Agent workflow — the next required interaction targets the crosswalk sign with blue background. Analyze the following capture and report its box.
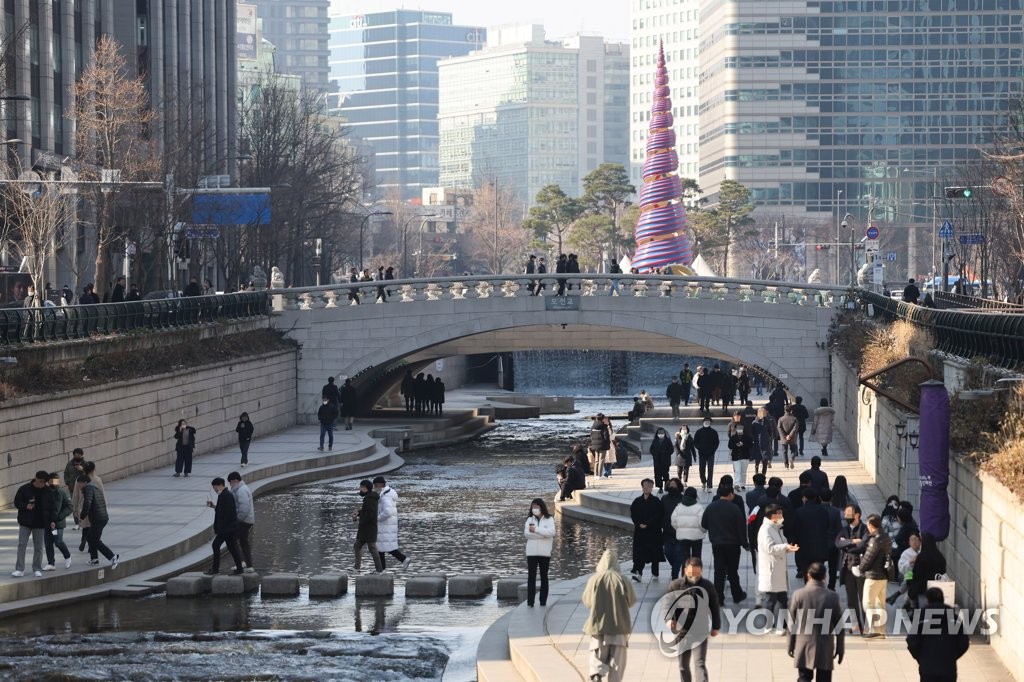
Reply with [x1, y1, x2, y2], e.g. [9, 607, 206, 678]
[938, 220, 954, 239]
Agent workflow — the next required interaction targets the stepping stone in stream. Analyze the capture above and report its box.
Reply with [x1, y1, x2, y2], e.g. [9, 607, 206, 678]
[309, 573, 349, 598]
[496, 576, 528, 600]
[260, 572, 300, 597]
[355, 573, 394, 597]
[448, 574, 493, 598]
[210, 575, 245, 595]
[165, 572, 212, 597]
[404, 576, 447, 598]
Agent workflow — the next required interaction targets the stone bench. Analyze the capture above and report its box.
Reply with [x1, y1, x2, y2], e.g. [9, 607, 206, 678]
[404, 576, 447, 598]
[165, 572, 212, 597]
[309, 573, 349, 598]
[355, 573, 394, 597]
[496, 576, 528, 600]
[260, 572, 300, 597]
[448, 574, 493, 598]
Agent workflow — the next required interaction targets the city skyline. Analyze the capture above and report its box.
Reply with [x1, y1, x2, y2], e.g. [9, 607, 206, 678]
[335, 0, 629, 41]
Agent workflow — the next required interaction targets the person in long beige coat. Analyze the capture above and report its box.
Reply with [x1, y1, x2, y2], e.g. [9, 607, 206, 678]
[810, 399, 836, 457]
[582, 549, 637, 682]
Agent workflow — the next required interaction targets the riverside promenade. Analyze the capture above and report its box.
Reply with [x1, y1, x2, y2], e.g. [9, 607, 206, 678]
[483, 416, 1017, 681]
[0, 422, 402, 617]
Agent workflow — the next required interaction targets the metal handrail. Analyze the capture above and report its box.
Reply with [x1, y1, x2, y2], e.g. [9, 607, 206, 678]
[860, 290, 1024, 370]
[0, 292, 270, 347]
[934, 290, 1024, 312]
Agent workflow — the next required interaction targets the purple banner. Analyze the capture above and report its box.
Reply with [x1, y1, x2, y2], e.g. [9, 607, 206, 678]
[918, 379, 951, 541]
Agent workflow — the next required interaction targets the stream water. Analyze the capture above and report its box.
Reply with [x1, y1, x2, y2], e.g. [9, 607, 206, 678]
[0, 399, 632, 682]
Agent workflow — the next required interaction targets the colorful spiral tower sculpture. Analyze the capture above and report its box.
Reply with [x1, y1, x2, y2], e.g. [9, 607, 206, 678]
[632, 42, 693, 272]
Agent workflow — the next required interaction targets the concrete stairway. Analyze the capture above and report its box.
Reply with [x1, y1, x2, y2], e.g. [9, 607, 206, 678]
[369, 408, 498, 450]
[555, 486, 633, 532]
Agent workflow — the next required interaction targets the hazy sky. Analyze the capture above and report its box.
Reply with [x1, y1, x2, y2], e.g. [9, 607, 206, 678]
[336, 1, 631, 42]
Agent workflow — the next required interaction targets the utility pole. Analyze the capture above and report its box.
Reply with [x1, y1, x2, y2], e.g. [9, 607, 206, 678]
[493, 177, 499, 275]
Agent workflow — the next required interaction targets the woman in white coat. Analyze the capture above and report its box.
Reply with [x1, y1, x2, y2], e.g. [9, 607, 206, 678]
[374, 476, 410, 569]
[810, 398, 836, 457]
[669, 486, 706, 560]
[524, 497, 556, 607]
[757, 503, 799, 633]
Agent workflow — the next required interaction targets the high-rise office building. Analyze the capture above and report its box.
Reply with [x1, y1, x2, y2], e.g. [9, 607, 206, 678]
[632, 1, 1024, 282]
[438, 25, 629, 207]
[330, 10, 485, 201]
[0, 1, 237, 288]
[249, 0, 331, 91]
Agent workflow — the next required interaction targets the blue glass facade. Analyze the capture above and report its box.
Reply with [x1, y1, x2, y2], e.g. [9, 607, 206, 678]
[330, 11, 485, 200]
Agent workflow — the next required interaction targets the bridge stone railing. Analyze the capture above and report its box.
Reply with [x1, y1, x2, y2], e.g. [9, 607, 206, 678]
[271, 274, 853, 312]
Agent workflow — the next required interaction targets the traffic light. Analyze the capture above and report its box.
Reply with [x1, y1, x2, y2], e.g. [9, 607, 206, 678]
[944, 187, 974, 199]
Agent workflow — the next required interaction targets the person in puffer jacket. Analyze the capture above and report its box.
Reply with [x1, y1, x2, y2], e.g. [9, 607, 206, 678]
[671, 486, 707, 562]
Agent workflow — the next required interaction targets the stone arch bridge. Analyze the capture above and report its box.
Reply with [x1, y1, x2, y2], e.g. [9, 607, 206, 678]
[273, 274, 849, 422]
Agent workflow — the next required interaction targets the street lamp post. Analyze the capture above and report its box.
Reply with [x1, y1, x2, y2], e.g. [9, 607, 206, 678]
[415, 215, 439, 276]
[835, 190, 843, 285]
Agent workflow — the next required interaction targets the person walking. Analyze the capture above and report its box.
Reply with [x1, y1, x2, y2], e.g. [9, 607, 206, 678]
[701, 485, 749, 605]
[906, 587, 970, 681]
[582, 549, 636, 682]
[810, 399, 835, 457]
[373, 476, 411, 570]
[339, 378, 358, 430]
[352, 480, 384, 573]
[11, 471, 52, 577]
[793, 489, 835, 580]
[903, 278, 921, 305]
[674, 424, 695, 484]
[789, 562, 845, 680]
[318, 397, 338, 451]
[235, 412, 254, 467]
[752, 407, 776, 475]
[608, 260, 622, 296]
[759, 504, 800, 633]
[692, 418, 720, 492]
[590, 414, 612, 486]
[679, 362, 694, 406]
[650, 427, 674, 494]
[321, 376, 341, 406]
[78, 474, 119, 569]
[791, 397, 811, 457]
[856, 514, 893, 638]
[778, 406, 800, 469]
[801, 456, 830, 495]
[837, 504, 869, 633]
[630, 478, 665, 582]
[227, 472, 256, 572]
[666, 377, 685, 420]
[660, 479, 685, 580]
[737, 368, 751, 405]
[727, 419, 753, 491]
[43, 473, 73, 571]
[524, 498, 556, 607]
[671, 486, 706, 562]
[172, 419, 197, 478]
[696, 366, 712, 413]
[63, 448, 86, 501]
[400, 370, 415, 413]
[665, 557, 721, 682]
[204, 477, 244, 575]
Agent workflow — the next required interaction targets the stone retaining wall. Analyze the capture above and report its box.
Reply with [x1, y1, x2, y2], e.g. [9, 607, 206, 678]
[833, 354, 1024, 677]
[1, 349, 297, 508]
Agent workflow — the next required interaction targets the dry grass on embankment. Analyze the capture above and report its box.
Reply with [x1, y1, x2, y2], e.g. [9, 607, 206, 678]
[952, 385, 1024, 502]
[0, 328, 297, 403]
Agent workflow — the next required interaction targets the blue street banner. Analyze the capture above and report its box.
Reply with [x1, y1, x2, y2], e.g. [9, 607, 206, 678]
[192, 193, 271, 225]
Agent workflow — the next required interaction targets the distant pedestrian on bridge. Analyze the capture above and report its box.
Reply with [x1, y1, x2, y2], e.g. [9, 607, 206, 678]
[582, 549, 636, 682]
[903, 278, 921, 305]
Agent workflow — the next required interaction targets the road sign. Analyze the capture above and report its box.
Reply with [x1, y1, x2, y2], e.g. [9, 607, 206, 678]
[938, 221, 954, 239]
[958, 233, 985, 245]
[886, 251, 897, 262]
[185, 227, 221, 239]
[866, 226, 879, 240]
[865, 240, 880, 254]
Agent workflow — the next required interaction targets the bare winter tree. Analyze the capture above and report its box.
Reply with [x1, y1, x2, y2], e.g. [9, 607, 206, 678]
[69, 36, 159, 300]
[0, 175, 78, 305]
[462, 181, 528, 274]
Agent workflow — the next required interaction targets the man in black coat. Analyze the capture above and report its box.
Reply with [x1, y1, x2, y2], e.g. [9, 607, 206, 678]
[696, 366, 712, 412]
[110, 276, 126, 303]
[12, 471, 53, 577]
[353, 479, 384, 573]
[666, 377, 685, 420]
[791, 397, 811, 457]
[630, 479, 664, 582]
[792, 490, 833, 580]
[802, 455, 830, 494]
[205, 477, 244, 575]
[321, 376, 341, 406]
[400, 370, 414, 413]
[650, 427, 675, 493]
[838, 503, 869, 634]
[317, 398, 339, 451]
[589, 414, 612, 480]
[701, 485, 748, 604]
[339, 378, 358, 430]
[692, 418, 720, 491]
[907, 587, 970, 681]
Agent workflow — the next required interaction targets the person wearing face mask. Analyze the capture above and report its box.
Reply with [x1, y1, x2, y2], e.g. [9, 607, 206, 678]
[727, 417, 753, 491]
[674, 424, 695, 483]
[660, 479, 686, 580]
[650, 428, 674, 494]
[524, 498, 556, 607]
[665, 557, 721, 682]
[172, 419, 197, 478]
[352, 480, 384, 574]
[758, 504, 800, 634]
[692, 418, 720, 492]
[630, 479, 665, 583]
[837, 504, 869, 633]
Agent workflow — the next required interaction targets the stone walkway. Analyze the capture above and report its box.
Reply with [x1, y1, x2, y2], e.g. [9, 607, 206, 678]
[0, 423, 398, 615]
[535, 420, 1016, 681]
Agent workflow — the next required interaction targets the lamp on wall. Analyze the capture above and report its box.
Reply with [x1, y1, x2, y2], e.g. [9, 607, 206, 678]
[908, 431, 920, 449]
[895, 422, 907, 438]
